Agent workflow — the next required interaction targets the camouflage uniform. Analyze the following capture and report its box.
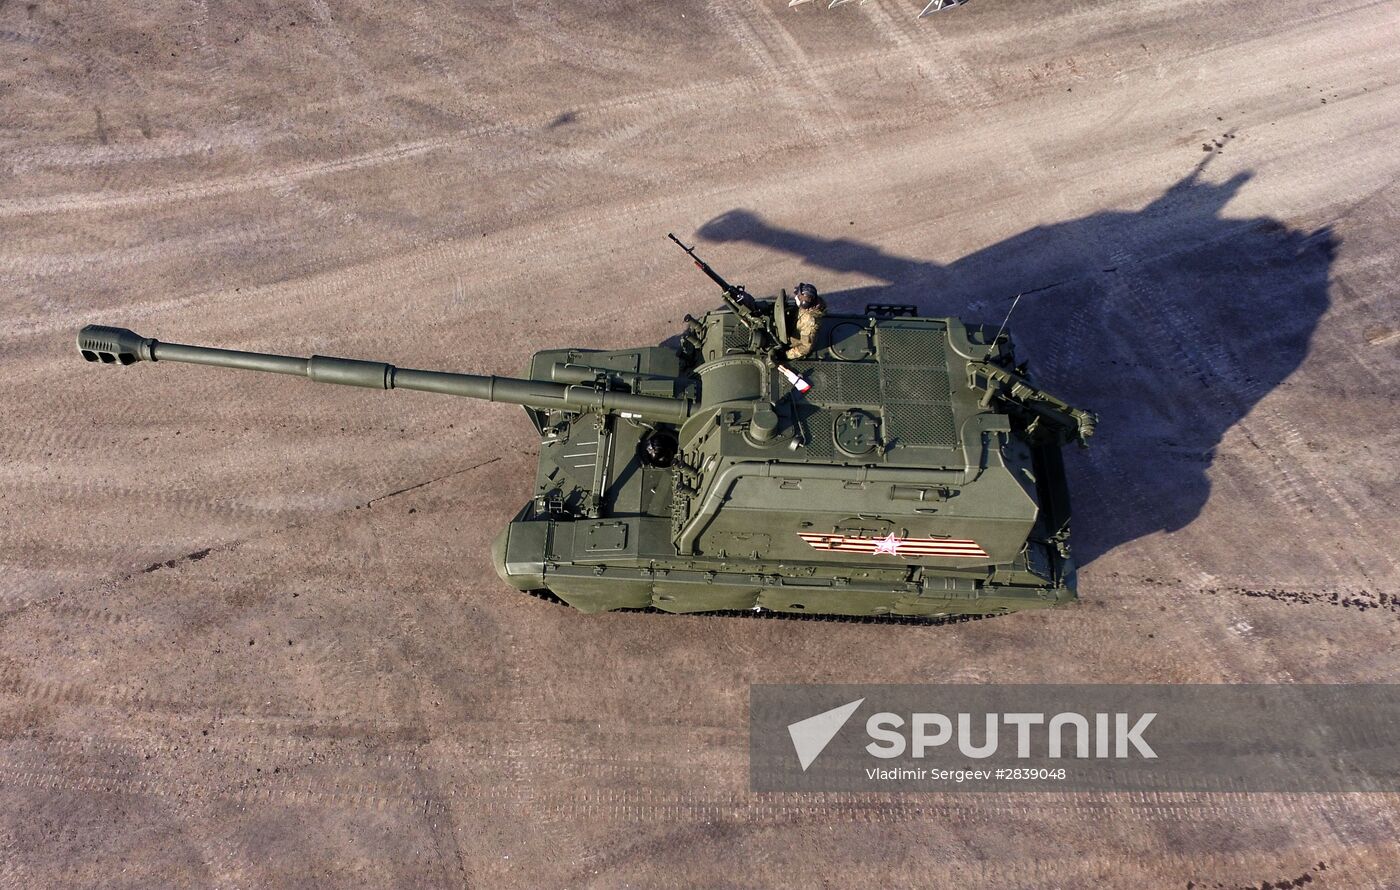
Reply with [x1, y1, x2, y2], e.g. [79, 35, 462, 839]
[786, 282, 826, 360]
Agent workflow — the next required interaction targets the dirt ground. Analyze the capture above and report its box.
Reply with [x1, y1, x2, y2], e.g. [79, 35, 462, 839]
[3, 0, 1399, 886]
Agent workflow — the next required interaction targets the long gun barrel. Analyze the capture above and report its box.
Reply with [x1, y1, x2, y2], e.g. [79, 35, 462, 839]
[77, 325, 693, 423]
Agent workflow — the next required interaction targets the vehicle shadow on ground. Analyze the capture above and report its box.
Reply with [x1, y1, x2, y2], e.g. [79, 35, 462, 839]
[692, 163, 1337, 565]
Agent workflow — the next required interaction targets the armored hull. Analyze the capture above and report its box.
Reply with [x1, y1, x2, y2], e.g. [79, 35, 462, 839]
[493, 308, 1082, 619]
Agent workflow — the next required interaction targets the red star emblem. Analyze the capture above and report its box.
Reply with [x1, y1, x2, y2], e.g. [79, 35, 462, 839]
[872, 533, 903, 556]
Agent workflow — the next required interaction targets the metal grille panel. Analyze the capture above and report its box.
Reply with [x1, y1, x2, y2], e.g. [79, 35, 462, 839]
[787, 361, 882, 407]
[876, 325, 957, 449]
[779, 323, 962, 454]
[880, 368, 950, 403]
[798, 412, 835, 459]
[876, 328, 946, 367]
[723, 324, 751, 351]
[883, 404, 957, 449]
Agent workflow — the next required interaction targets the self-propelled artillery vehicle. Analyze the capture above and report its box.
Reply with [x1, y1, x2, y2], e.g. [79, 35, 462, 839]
[77, 235, 1095, 621]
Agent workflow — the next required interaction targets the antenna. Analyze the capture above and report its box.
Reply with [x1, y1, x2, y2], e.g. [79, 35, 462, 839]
[988, 292, 1023, 357]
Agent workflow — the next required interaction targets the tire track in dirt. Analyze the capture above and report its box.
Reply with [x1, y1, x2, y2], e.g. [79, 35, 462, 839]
[0, 42, 897, 220]
[704, 2, 840, 154]
[1120, 223, 1396, 583]
[1112, 574, 1399, 616]
[3, 0, 1386, 226]
[0, 455, 501, 625]
[0, 133, 478, 217]
[336, 513, 521, 879]
[10, 6, 1388, 344]
[7, 734, 1395, 829]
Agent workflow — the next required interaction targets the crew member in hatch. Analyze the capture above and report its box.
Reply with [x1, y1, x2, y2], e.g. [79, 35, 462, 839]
[785, 282, 826, 360]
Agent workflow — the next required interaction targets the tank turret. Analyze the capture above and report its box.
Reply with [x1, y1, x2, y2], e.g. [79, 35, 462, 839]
[77, 238, 1096, 622]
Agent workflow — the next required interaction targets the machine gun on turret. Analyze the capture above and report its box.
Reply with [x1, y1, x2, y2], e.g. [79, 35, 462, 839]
[667, 233, 811, 393]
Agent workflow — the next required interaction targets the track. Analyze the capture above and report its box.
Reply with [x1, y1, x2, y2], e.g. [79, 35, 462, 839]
[523, 588, 996, 627]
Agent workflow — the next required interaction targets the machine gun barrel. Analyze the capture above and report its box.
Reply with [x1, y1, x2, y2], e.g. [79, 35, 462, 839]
[667, 233, 771, 335]
[77, 325, 693, 423]
[667, 232, 735, 293]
